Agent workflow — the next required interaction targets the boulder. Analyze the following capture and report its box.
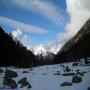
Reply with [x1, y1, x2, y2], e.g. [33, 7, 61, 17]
[72, 63, 79, 66]
[18, 77, 27, 84]
[27, 84, 32, 88]
[22, 71, 29, 73]
[20, 81, 29, 88]
[3, 77, 17, 89]
[64, 66, 71, 72]
[72, 76, 82, 83]
[61, 82, 72, 86]
[62, 72, 75, 76]
[18, 77, 31, 88]
[0, 69, 4, 73]
[4, 69, 18, 78]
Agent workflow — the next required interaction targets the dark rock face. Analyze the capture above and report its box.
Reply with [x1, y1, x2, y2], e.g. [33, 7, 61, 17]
[4, 69, 18, 78]
[54, 18, 90, 63]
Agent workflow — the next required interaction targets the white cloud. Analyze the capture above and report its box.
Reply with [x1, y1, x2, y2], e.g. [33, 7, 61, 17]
[12, 0, 65, 26]
[12, 29, 23, 38]
[58, 0, 90, 43]
[12, 29, 31, 49]
[57, 0, 90, 42]
[66, 0, 90, 38]
[47, 0, 90, 54]
[0, 16, 48, 34]
[32, 44, 47, 55]
[0, 16, 48, 50]
[47, 41, 63, 54]
[21, 34, 31, 46]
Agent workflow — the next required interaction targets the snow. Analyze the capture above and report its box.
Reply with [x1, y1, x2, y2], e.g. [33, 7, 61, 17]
[0, 61, 90, 90]
[31, 44, 48, 56]
[31, 44, 57, 56]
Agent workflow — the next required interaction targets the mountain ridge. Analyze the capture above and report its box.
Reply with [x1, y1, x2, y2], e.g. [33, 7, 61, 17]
[0, 27, 36, 67]
[53, 18, 90, 63]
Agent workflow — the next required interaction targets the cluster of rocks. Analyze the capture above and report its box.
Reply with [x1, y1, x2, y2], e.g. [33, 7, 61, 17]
[61, 74, 82, 87]
[60, 65, 86, 87]
[2, 69, 31, 89]
[3, 69, 18, 89]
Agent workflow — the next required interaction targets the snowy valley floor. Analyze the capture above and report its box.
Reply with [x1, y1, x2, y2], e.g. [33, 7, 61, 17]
[0, 61, 90, 90]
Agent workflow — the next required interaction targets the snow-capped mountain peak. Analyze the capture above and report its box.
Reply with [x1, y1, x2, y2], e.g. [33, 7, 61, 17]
[32, 44, 48, 56]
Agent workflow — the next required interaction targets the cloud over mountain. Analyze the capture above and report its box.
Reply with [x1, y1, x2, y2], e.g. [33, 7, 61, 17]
[12, 29, 23, 38]
[58, 0, 90, 43]
[66, 0, 90, 38]
[47, 0, 90, 54]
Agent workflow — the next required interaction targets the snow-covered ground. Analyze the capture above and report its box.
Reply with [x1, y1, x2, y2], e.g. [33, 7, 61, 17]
[0, 61, 90, 90]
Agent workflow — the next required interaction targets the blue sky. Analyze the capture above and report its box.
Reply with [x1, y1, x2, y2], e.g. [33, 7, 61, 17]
[0, 0, 68, 46]
[0, 0, 89, 52]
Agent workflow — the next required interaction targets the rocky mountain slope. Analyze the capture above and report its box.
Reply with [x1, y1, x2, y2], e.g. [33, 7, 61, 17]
[54, 18, 90, 63]
[0, 27, 55, 67]
[0, 27, 35, 67]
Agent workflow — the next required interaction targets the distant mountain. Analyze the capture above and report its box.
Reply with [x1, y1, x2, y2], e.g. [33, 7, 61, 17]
[32, 44, 47, 56]
[0, 27, 55, 67]
[34, 51, 55, 66]
[31, 44, 55, 60]
[36, 51, 55, 61]
[53, 18, 90, 63]
[0, 27, 36, 67]
[30, 44, 55, 66]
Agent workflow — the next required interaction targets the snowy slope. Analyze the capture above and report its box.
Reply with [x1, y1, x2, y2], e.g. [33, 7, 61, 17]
[0, 60, 90, 90]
